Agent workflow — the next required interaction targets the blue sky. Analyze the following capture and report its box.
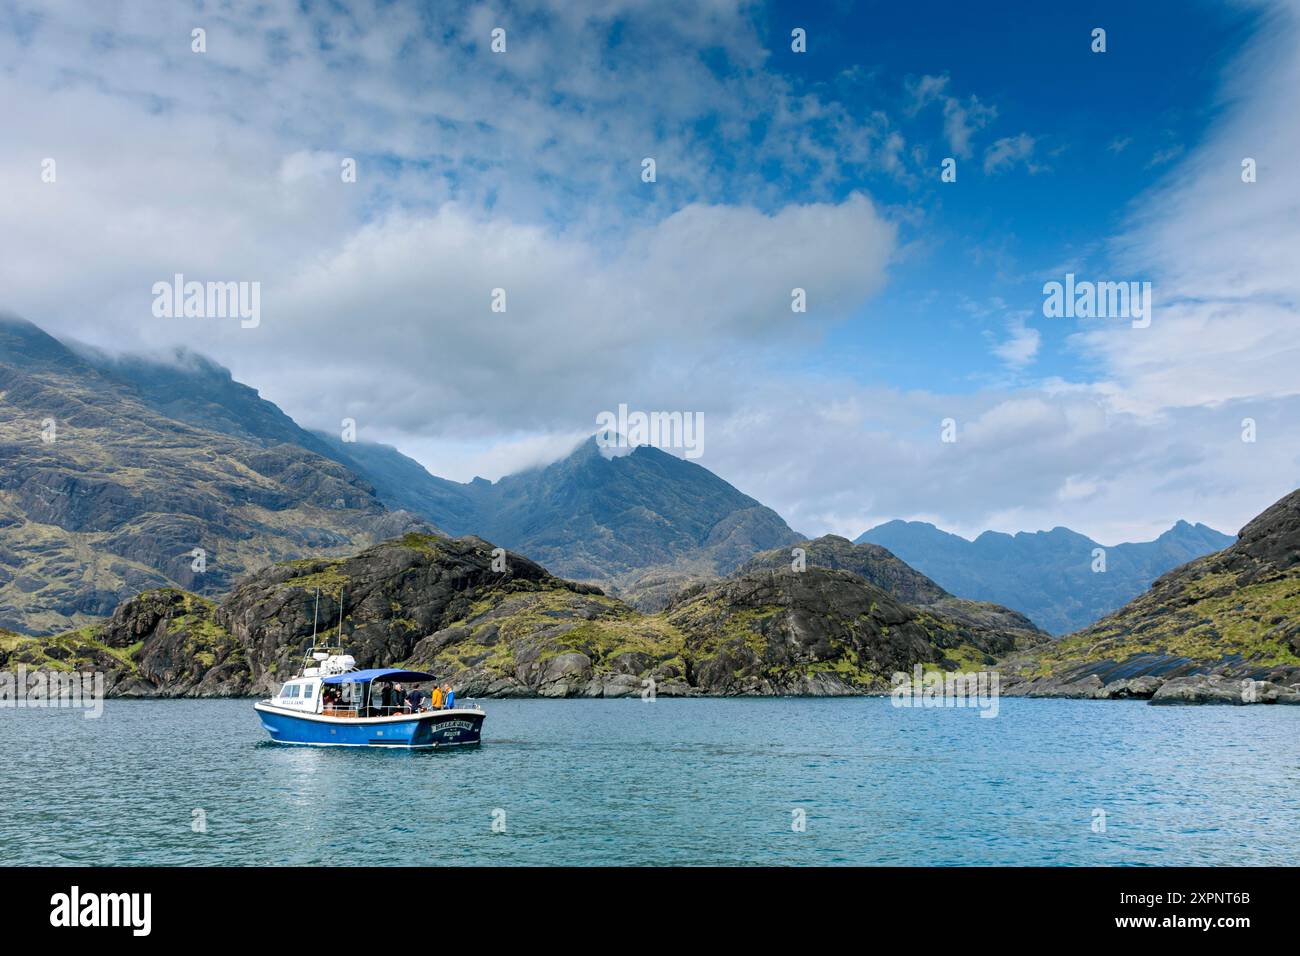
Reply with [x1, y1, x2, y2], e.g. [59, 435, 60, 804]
[750, 0, 1258, 391]
[1, 0, 1297, 543]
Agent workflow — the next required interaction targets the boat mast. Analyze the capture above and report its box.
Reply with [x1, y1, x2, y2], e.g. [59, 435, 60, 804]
[311, 588, 320, 647]
[336, 585, 345, 651]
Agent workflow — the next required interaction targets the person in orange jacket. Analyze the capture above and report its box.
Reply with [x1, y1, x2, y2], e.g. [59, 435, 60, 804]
[430, 684, 444, 710]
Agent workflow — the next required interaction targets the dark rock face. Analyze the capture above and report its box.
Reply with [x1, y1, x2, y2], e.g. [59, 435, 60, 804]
[664, 567, 1044, 696]
[1215, 488, 1300, 578]
[1001, 488, 1300, 704]
[217, 534, 583, 695]
[0, 587, 250, 698]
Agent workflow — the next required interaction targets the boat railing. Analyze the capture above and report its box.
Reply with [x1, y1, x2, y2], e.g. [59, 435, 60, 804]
[321, 701, 485, 718]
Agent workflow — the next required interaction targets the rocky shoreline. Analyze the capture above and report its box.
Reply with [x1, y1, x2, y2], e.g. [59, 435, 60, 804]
[9, 658, 1299, 706]
[1000, 671, 1300, 705]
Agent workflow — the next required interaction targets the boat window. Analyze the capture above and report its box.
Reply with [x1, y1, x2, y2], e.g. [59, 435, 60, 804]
[280, 684, 293, 698]
[304, 684, 314, 698]
[289, 684, 301, 698]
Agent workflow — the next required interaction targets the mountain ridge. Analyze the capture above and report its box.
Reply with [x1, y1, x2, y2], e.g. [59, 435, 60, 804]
[857, 517, 1235, 634]
[69, 331, 802, 604]
[0, 315, 1250, 642]
[0, 316, 805, 630]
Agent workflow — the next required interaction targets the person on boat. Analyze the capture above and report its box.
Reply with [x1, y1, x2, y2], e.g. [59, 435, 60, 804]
[443, 684, 455, 709]
[406, 686, 426, 712]
[392, 683, 404, 713]
[431, 684, 444, 710]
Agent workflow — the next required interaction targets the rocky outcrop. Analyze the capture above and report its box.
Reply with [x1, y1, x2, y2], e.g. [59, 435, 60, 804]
[1150, 676, 1300, 705]
[0, 587, 249, 697]
[737, 535, 1047, 640]
[663, 566, 1045, 696]
[404, 583, 695, 699]
[215, 533, 611, 696]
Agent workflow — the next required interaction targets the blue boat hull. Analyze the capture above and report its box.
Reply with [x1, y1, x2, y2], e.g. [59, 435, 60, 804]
[254, 703, 484, 748]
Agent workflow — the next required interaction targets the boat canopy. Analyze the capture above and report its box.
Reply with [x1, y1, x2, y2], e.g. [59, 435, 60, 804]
[320, 668, 437, 685]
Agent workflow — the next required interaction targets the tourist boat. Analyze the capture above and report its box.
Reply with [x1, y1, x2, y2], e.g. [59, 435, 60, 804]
[252, 590, 485, 749]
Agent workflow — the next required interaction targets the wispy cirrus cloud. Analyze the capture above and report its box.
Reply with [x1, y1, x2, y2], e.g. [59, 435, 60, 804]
[904, 72, 998, 160]
[984, 133, 1041, 175]
[990, 313, 1042, 369]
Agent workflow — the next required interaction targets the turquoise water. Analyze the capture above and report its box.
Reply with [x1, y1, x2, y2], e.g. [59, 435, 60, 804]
[2, 698, 1297, 866]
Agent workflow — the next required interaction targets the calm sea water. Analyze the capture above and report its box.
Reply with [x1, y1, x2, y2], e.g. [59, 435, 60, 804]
[2, 698, 1297, 866]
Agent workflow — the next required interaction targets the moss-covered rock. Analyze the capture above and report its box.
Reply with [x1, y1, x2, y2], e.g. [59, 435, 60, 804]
[663, 565, 1044, 696]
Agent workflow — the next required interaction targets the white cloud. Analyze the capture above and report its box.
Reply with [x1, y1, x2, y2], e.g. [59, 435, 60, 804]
[990, 314, 1041, 369]
[0, 0, 900, 454]
[238, 194, 897, 444]
[904, 73, 997, 161]
[942, 94, 997, 159]
[983, 133, 1040, 175]
[904, 73, 949, 113]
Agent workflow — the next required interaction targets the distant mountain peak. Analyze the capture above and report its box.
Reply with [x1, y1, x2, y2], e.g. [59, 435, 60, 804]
[857, 515, 1234, 634]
